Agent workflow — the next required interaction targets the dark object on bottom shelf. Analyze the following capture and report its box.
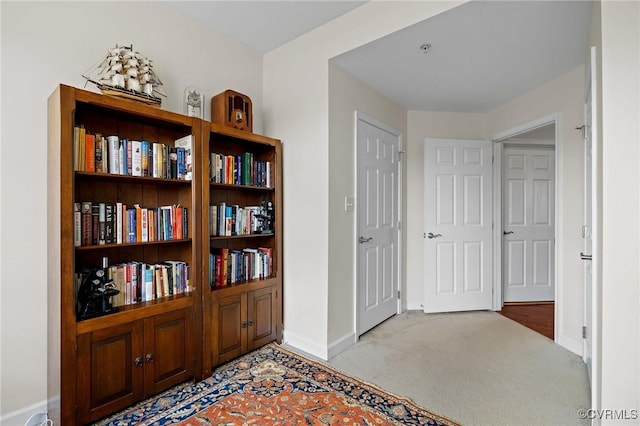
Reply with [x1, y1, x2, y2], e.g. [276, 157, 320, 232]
[77, 268, 120, 320]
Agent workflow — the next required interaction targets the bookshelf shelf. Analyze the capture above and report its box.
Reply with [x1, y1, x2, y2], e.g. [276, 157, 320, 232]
[209, 233, 273, 241]
[76, 292, 193, 334]
[75, 238, 193, 251]
[209, 182, 274, 191]
[76, 171, 193, 185]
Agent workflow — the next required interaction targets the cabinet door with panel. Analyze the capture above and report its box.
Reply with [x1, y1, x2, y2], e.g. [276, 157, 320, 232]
[144, 308, 194, 395]
[212, 294, 245, 365]
[76, 322, 144, 425]
[247, 285, 277, 350]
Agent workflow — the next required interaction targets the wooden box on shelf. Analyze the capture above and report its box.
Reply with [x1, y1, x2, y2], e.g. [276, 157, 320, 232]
[210, 89, 253, 132]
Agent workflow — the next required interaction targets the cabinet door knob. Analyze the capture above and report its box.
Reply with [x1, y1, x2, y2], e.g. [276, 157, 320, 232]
[134, 356, 143, 367]
[146, 353, 154, 363]
[247, 319, 254, 326]
[241, 320, 248, 328]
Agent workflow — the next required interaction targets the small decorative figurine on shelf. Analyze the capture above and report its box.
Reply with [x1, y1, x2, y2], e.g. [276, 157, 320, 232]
[184, 86, 204, 119]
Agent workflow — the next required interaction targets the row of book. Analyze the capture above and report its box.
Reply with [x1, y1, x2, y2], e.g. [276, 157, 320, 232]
[74, 202, 188, 247]
[209, 203, 270, 237]
[76, 260, 190, 308]
[73, 125, 192, 180]
[208, 247, 273, 288]
[210, 152, 271, 187]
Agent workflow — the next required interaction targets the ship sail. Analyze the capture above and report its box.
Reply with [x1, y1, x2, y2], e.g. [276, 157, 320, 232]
[83, 44, 166, 106]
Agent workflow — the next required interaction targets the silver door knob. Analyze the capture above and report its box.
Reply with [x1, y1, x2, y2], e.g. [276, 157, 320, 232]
[427, 232, 442, 239]
[359, 236, 373, 244]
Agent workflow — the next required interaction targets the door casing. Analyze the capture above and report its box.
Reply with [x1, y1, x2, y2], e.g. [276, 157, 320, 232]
[491, 113, 561, 342]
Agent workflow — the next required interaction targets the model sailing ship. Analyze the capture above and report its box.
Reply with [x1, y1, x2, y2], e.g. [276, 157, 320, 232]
[83, 44, 166, 106]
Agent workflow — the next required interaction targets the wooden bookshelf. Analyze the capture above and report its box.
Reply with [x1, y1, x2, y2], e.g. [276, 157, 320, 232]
[201, 122, 283, 373]
[47, 85, 203, 425]
[48, 84, 283, 425]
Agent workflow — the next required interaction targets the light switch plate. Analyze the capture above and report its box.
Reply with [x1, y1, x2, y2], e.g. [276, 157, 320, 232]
[345, 196, 354, 212]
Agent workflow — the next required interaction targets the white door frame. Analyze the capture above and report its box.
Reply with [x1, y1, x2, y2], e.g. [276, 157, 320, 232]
[585, 45, 601, 415]
[354, 112, 403, 338]
[491, 113, 561, 341]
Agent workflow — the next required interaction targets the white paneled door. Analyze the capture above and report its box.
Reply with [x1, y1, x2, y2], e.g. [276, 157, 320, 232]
[423, 139, 493, 313]
[502, 146, 555, 302]
[357, 115, 399, 336]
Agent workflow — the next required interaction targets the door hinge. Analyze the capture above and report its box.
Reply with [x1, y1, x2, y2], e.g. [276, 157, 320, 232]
[398, 221, 402, 230]
[582, 326, 587, 339]
[398, 150, 406, 160]
[397, 290, 401, 299]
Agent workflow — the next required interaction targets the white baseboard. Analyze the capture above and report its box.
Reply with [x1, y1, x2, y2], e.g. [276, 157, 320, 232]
[557, 334, 583, 357]
[327, 332, 356, 359]
[406, 302, 423, 311]
[283, 331, 328, 360]
[0, 400, 47, 426]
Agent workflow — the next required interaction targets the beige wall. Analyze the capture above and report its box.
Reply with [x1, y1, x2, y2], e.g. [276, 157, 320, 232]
[600, 1, 640, 420]
[0, 1, 263, 420]
[327, 62, 407, 350]
[263, 1, 466, 358]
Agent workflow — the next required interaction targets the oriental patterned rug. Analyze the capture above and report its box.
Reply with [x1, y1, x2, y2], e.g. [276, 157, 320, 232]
[96, 343, 459, 425]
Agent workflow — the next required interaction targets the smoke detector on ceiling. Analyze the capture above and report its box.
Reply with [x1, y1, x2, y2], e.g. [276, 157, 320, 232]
[420, 43, 432, 54]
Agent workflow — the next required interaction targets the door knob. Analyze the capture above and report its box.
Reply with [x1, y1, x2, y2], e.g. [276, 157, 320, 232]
[134, 356, 143, 367]
[146, 353, 154, 363]
[503, 231, 514, 235]
[359, 236, 373, 244]
[580, 252, 592, 261]
[427, 232, 442, 239]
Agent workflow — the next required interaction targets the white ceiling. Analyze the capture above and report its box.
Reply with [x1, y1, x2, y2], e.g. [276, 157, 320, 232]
[166, 1, 366, 53]
[166, 0, 592, 113]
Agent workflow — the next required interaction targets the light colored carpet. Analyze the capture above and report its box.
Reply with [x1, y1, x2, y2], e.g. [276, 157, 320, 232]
[323, 311, 590, 426]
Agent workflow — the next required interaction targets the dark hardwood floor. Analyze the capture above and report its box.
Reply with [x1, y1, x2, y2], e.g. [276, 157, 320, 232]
[498, 302, 554, 340]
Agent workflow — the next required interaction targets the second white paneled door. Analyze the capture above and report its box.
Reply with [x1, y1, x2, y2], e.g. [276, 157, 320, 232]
[502, 146, 555, 302]
[356, 115, 400, 336]
[423, 139, 493, 313]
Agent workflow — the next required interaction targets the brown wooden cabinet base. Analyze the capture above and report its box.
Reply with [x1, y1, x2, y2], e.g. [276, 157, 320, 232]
[76, 308, 193, 424]
[210, 284, 278, 367]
